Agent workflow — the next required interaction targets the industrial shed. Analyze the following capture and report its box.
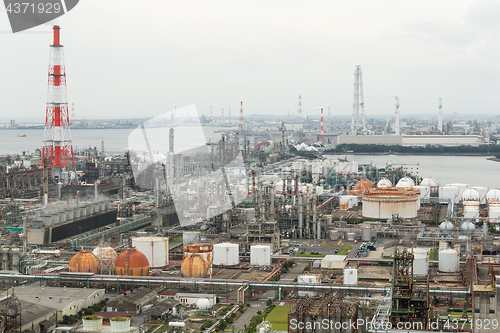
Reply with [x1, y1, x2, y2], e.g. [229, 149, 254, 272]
[0, 297, 56, 333]
[174, 293, 216, 307]
[107, 287, 157, 314]
[143, 299, 179, 321]
[321, 255, 348, 269]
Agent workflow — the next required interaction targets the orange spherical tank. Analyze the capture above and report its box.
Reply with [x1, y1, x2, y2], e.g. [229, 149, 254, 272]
[354, 178, 372, 192]
[181, 254, 210, 278]
[69, 249, 100, 273]
[114, 247, 149, 276]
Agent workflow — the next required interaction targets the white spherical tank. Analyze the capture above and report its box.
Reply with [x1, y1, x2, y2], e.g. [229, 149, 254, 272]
[471, 186, 488, 204]
[343, 268, 358, 285]
[377, 178, 392, 188]
[250, 245, 270, 266]
[131, 237, 169, 268]
[439, 220, 454, 233]
[396, 177, 415, 188]
[414, 185, 430, 199]
[197, 298, 211, 310]
[213, 243, 239, 266]
[439, 186, 460, 204]
[439, 249, 459, 272]
[461, 221, 475, 235]
[420, 177, 439, 189]
[462, 188, 480, 202]
[486, 189, 500, 203]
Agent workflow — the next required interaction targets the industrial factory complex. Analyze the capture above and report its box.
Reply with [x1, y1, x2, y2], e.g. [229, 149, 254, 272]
[2, 26, 500, 333]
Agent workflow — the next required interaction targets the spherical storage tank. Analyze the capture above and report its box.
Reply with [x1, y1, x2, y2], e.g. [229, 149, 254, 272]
[377, 178, 392, 188]
[131, 237, 169, 268]
[213, 243, 239, 266]
[93, 244, 117, 274]
[461, 221, 475, 235]
[396, 177, 415, 188]
[114, 247, 149, 276]
[420, 177, 439, 191]
[354, 178, 372, 192]
[69, 249, 100, 273]
[486, 189, 500, 203]
[471, 187, 488, 204]
[362, 188, 418, 219]
[439, 220, 454, 233]
[439, 249, 459, 272]
[181, 243, 213, 278]
[462, 188, 480, 202]
[197, 298, 211, 310]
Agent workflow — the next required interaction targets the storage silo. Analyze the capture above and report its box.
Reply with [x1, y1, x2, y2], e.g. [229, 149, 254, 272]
[439, 186, 460, 204]
[438, 249, 459, 272]
[329, 230, 339, 241]
[343, 268, 358, 285]
[297, 275, 318, 297]
[250, 245, 271, 266]
[362, 188, 418, 219]
[132, 237, 169, 268]
[360, 226, 372, 242]
[183, 231, 201, 245]
[213, 243, 239, 266]
[411, 248, 429, 276]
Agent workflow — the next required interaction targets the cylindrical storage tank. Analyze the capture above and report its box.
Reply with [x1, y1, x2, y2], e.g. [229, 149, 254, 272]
[82, 316, 103, 331]
[51, 214, 59, 224]
[11, 248, 21, 271]
[87, 204, 94, 215]
[396, 177, 415, 188]
[131, 237, 169, 268]
[213, 243, 239, 266]
[41, 215, 51, 225]
[346, 232, 356, 241]
[183, 231, 201, 245]
[109, 317, 131, 332]
[439, 249, 459, 272]
[471, 187, 488, 204]
[99, 201, 106, 211]
[181, 254, 210, 278]
[343, 268, 358, 285]
[463, 202, 480, 219]
[114, 247, 149, 276]
[74, 208, 81, 219]
[329, 230, 339, 241]
[250, 245, 271, 266]
[377, 178, 392, 188]
[362, 189, 418, 219]
[489, 203, 500, 221]
[414, 185, 430, 199]
[439, 186, 460, 204]
[1, 248, 9, 270]
[339, 195, 358, 209]
[410, 248, 429, 276]
[446, 183, 469, 203]
[80, 206, 87, 217]
[462, 189, 480, 202]
[65, 208, 74, 221]
[69, 249, 100, 273]
[59, 211, 66, 223]
[360, 226, 372, 242]
[94, 202, 100, 213]
[487, 189, 500, 203]
[183, 243, 213, 265]
[420, 177, 439, 194]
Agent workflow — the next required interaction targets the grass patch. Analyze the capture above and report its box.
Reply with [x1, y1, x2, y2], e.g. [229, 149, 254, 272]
[294, 254, 326, 258]
[266, 306, 292, 331]
[338, 251, 348, 255]
[429, 248, 436, 260]
[342, 245, 352, 251]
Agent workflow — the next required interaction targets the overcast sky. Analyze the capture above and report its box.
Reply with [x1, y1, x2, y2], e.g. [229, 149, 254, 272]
[1, 0, 500, 122]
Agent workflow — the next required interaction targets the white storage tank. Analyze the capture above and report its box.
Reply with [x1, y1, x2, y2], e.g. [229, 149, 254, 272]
[377, 178, 392, 188]
[131, 237, 169, 268]
[414, 185, 430, 199]
[461, 220, 475, 235]
[339, 195, 358, 209]
[343, 268, 358, 285]
[329, 230, 339, 241]
[65, 208, 74, 221]
[360, 226, 372, 242]
[396, 177, 415, 188]
[461, 188, 480, 202]
[297, 274, 318, 296]
[486, 189, 500, 203]
[346, 232, 356, 241]
[411, 248, 429, 276]
[250, 245, 271, 266]
[463, 202, 480, 219]
[439, 186, 460, 204]
[471, 186, 488, 204]
[439, 220, 454, 233]
[109, 317, 131, 332]
[183, 231, 201, 245]
[446, 183, 469, 203]
[82, 316, 103, 331]
[439, 249, 459, 272]
[213, 243, 239, 266]
[420, 177, 439, 194]
[489, 202, 500, 221]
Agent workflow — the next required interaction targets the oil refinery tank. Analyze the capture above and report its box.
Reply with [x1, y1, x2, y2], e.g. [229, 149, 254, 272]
[93, 244, 118, 274]
[343, 268, 358, 285]
[354, 178, 372, 192]
[69, 249, 100, 273]
[463, 202, 480, 219]
[377, 178, 392, 188]
[250, 245, 271, 266]
[439, 220, 454, 233]
[329, 230, 340, 241]
[439, 186, 460, 204]
[420, 177, 439, 194]
[346, 232, 356, 241]
[489, 202, 500, 221]
[339, 195, 358, 210]
[410, 248, 429, 276]
[181, 255, 211, 278]
[446, 183, 469, 202]
[360, 226, 372, 242]
[462, 188, 480, 202]
[413, 185, 430, 199]
[486, 189, 500, 203]
[471, 187, 488, 204]
[362, 188, 418, 219]
[114, 247, 149, 276]
[438, 249, 459, 272]
[131, 237, 169, 268]
[396, 177, 415, 188]
[213, 243, 239, 266]
[461, 221, 475, 235]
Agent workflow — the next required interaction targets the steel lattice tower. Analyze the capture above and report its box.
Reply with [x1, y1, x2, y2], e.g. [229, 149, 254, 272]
[351, 65, 366, 133]
[42, 25, 74, 182]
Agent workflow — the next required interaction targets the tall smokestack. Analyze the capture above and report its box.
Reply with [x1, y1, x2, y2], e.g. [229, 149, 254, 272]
[438, 98, 443, 133]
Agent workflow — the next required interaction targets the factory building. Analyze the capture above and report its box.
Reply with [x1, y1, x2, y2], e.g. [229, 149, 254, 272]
[0, 296, 56, 333]
[173, 293, 217, 307]
[106, 287, 157, 314]
[321, 255, 348, 269]
[338, 134, 480, 147]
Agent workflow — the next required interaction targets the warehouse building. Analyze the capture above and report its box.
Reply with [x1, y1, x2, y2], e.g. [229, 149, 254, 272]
[106, 287, 157, 314]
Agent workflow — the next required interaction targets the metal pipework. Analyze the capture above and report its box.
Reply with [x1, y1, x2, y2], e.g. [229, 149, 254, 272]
[299, 194, 303, 239]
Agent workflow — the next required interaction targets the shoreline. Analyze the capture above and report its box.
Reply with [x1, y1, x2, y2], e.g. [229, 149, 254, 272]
[324, 152, 496, 157]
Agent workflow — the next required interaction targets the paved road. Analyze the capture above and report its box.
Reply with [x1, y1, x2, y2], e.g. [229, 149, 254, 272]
[232, 301, 267, 331]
